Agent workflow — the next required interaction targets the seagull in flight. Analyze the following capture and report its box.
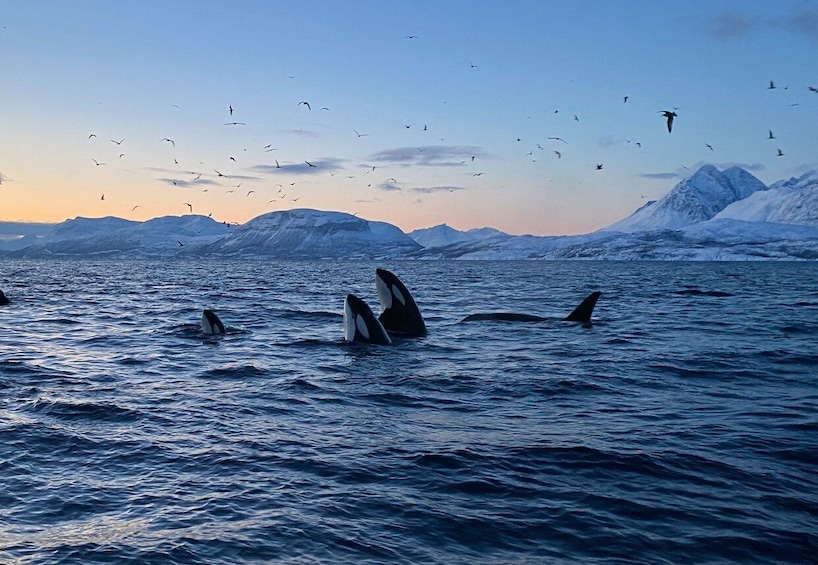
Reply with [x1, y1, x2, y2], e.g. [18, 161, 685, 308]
[298, 101, 311, 110]
[596, 164, 603, 170]
[224, 122, 246, 126]
[132, 205, 142, 211]
[777, 148, 784, 156]
[184, 202, 193, 213]
[111, 138, 124, 145]
[305, 160, 316, 167]
[659, 110, 677, 133]
[161, 137, 175, 147]
[809, 86, 818, 93]
[92, 158, 106, 166]
[229, 104, 233, 115]
[768, 130, 775, 139]
[768, 80, 776, 90]
[706, 144, 714, 151]
[353, 130, 368, 137]
[548, 137, 567, 143]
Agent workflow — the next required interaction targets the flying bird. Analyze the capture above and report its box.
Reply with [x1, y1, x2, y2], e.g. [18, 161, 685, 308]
[298, 101, 311, 110]
[100, 194, 105, 200]
[305, 161, 316, 167]
[214, 169, 226, 177]
[88, 133, 97, 139]
[659, 110, 677, 133]
[229, 105, 233, 115]
[184, 202, 193, 213]
[768, 80, 776, 90]
[132, 205, 142, 211]
[554, 151, 561, 158]
[777, 148, 784, 156]
[548, 137, 567, 143]
[161, 137, 175, 147]
[596, 164, 603, 170]
[224, 122, 246, 126]
[624, 96, 629, 103]
[809, 86, 818, 93]
[111, 138, 124, 145]
[768, 130, 775, 139]
[92, 158, 106, 166]
[706, 144, 714, 151]
[246, 190, 255, 196]
[353, 130, 368, 137]
[178, 241, 184, 247]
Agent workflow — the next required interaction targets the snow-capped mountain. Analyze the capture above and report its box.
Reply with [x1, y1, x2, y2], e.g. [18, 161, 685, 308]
[2, 165, 817, 260]
[714, 169, 818, 227]
[7, 215, 232, 258]
[409, 224, 510, 248]
[202, 209, 421, 258]
[408, 165, 818, 260]
[603, 165, 768, 232]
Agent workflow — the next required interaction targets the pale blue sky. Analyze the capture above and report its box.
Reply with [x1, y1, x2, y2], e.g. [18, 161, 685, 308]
[1, 1, 816, 234]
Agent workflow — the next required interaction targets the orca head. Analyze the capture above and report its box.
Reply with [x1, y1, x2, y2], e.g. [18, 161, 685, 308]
[344, 293, 392, 345]
[201, 309, 226, 335]
[375, 268, 426, 337]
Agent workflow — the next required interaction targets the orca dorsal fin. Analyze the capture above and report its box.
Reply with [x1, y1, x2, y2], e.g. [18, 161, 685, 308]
[563, 291, 601, 322]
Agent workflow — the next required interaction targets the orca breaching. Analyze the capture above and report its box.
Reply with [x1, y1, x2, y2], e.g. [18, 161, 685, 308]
[343, 268, 600, 345]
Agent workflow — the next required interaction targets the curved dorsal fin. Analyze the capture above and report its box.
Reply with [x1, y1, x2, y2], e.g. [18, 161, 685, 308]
[563, 291, 601, 322]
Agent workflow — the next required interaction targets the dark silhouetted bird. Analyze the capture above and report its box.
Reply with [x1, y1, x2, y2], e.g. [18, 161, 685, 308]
[659, 111, 677, 133]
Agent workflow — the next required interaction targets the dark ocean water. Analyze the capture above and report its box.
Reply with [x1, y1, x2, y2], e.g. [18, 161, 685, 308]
[1, 260, 816, 564]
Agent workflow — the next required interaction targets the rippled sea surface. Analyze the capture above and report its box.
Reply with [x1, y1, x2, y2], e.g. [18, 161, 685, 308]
[1, 260, 816, 564]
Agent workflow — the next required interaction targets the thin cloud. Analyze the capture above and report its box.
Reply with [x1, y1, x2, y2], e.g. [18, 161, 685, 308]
[412, 185, 466, 194]
[640, 172, 679, 180]
[250, 157, 345, 175]
[706, 11, 755, 39]
[787, 6, 818, 42]
[704, 7, 818, 42]
[279, 128, 320, 138]
[370, 145, 490, 167]
[377, 180, 402, 191]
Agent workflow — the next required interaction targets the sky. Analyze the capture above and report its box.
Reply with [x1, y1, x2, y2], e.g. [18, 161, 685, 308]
[1, 0, 817, 236]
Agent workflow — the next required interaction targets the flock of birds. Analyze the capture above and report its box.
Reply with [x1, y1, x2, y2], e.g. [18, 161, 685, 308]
[82, 65, 813, 225]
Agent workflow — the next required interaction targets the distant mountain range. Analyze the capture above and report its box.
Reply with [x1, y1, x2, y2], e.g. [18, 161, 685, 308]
[2, 165, 818, 260]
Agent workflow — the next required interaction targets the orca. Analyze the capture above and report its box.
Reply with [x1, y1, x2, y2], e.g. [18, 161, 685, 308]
[460, 291, 601, 324]
[375, 268, 427, 337]
[0, 290, 8, 306]
[201, 309, 226, 335]
[343, 293, 392, 345]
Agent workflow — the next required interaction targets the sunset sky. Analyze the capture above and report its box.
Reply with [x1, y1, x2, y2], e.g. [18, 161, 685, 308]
[1, 1, 816, 235]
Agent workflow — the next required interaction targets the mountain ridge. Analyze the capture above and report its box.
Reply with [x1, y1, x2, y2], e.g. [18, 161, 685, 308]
[3, 165, 818, 260]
